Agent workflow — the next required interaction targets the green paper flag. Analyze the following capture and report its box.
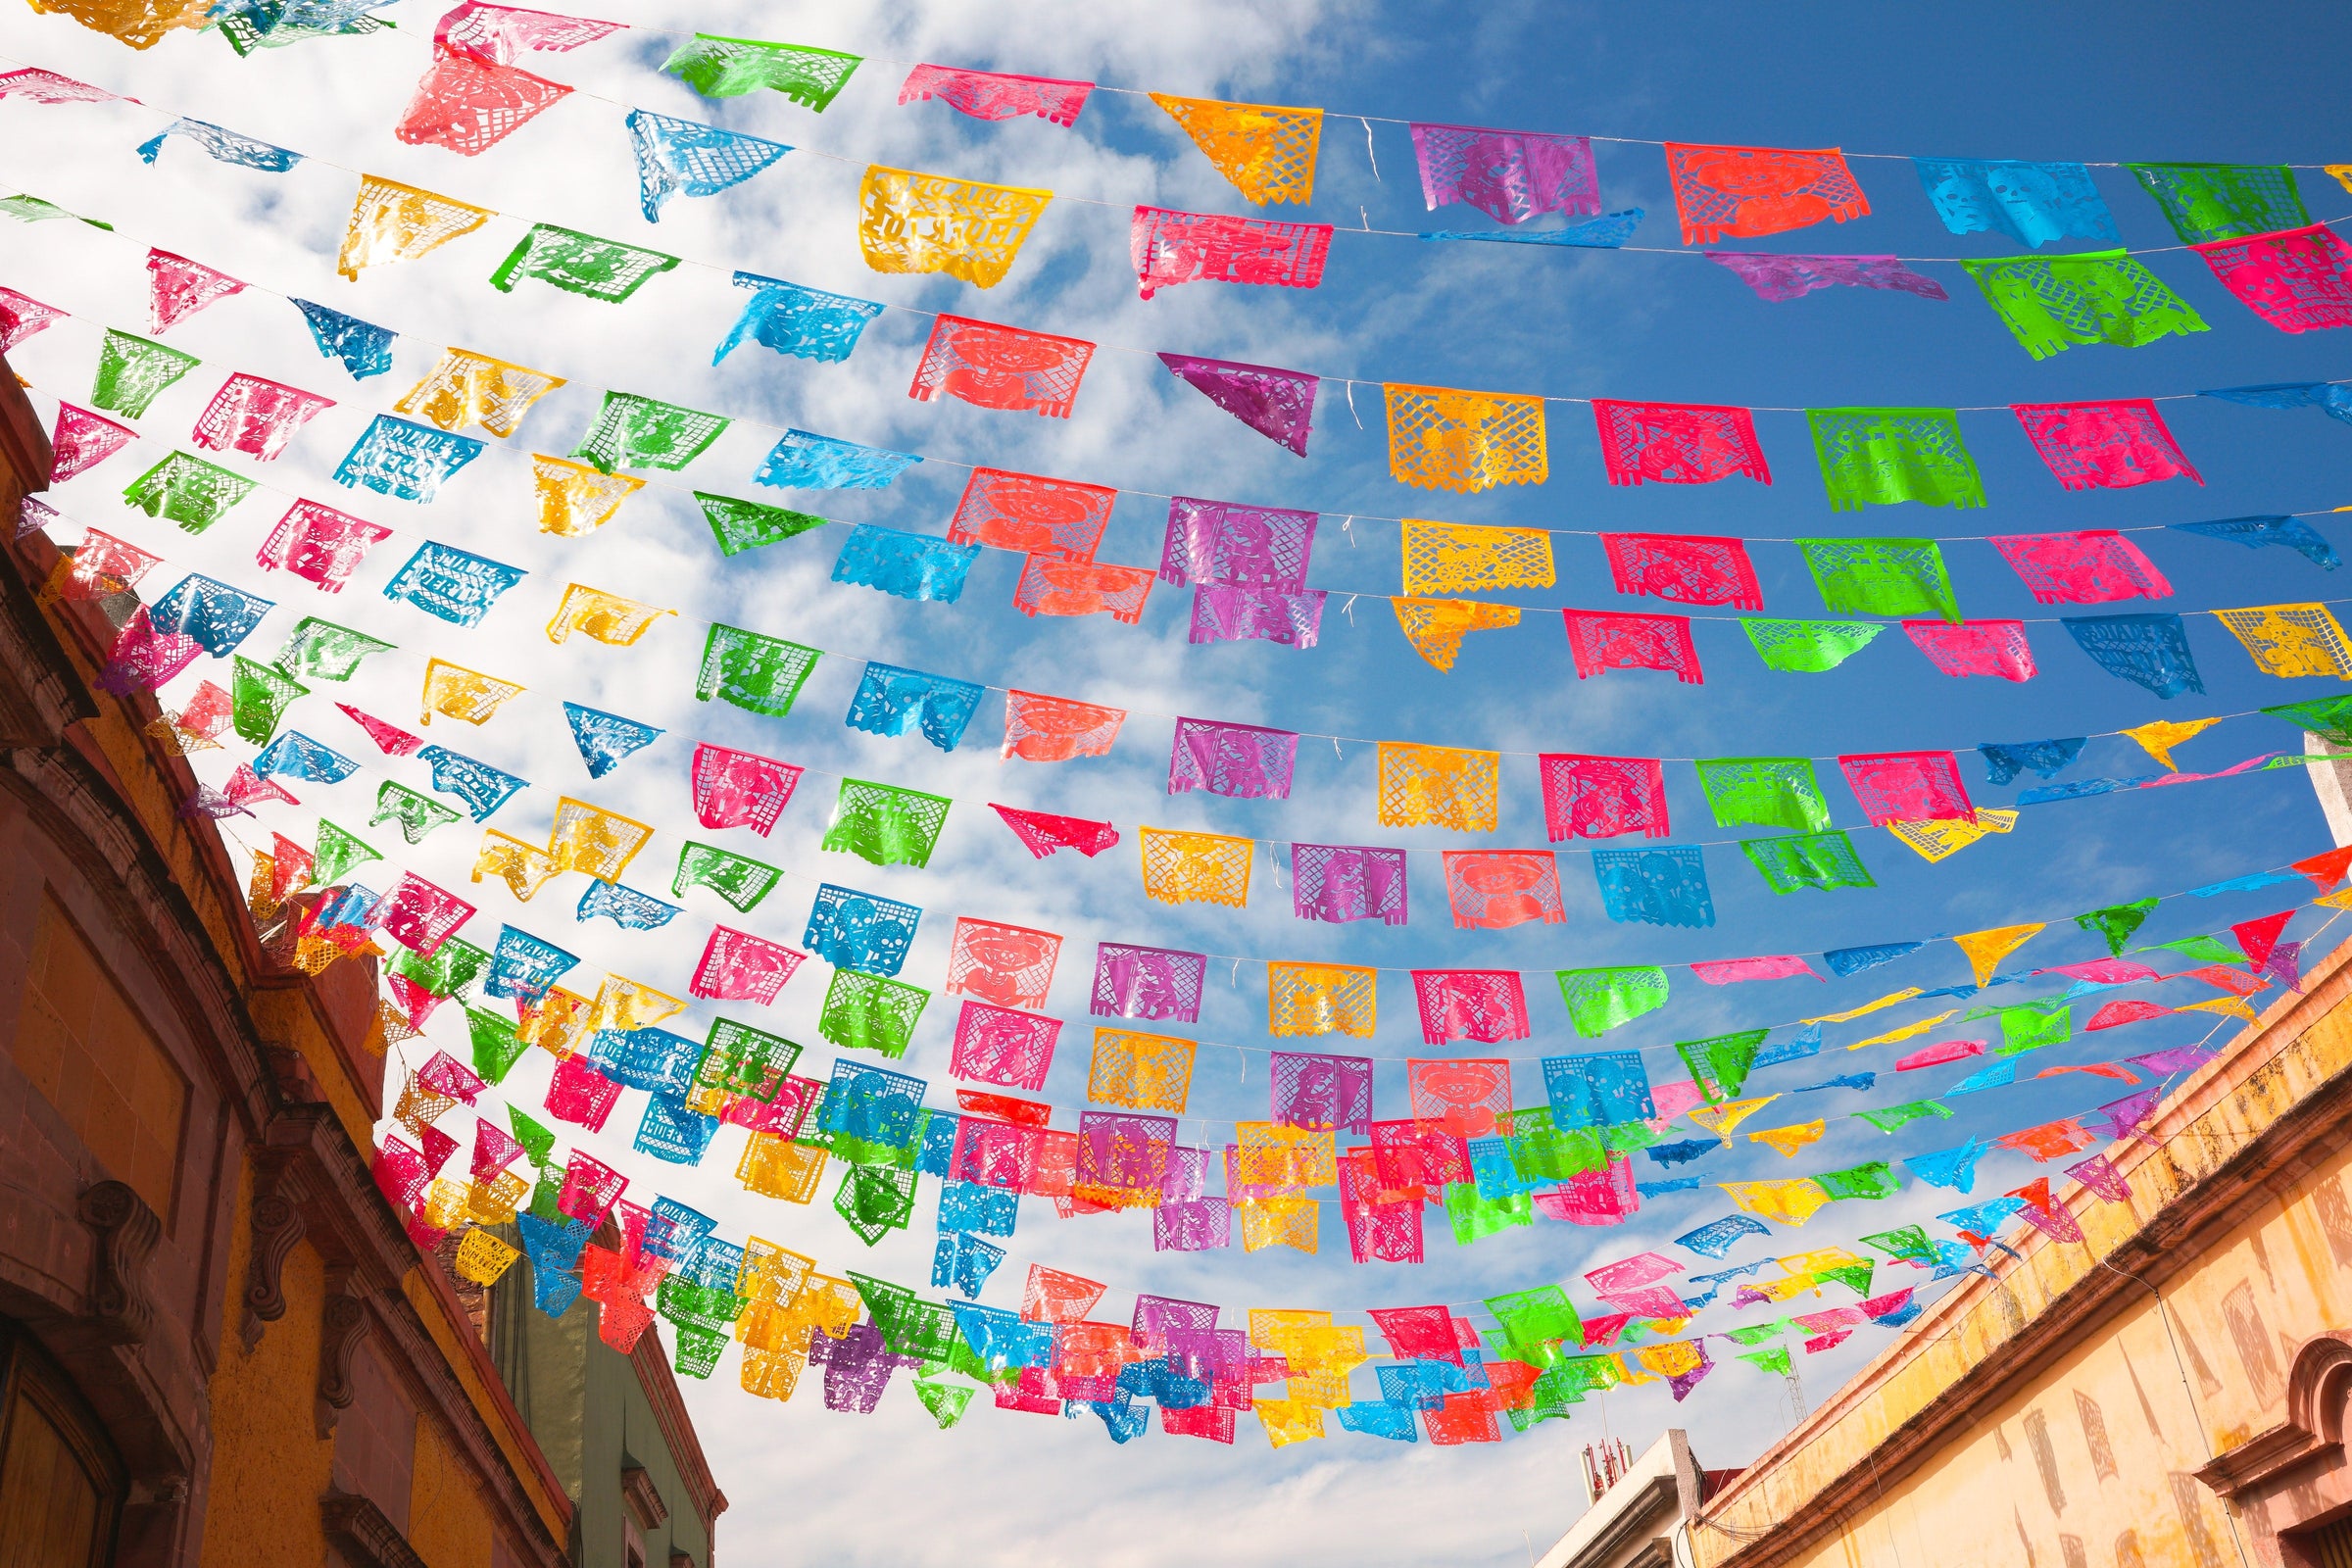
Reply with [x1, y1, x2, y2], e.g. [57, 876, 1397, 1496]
[1795, 537, 1960, 621]
[2143, 933, 2245, 965]
[311, 820, 380, 885]
[672, 841, 784, 912]
[1697, 757, 1832, 833]
[372, 781, 466, 844]
[2126, 162, 2308, 244]
[466, 1005, 529, 1085]
[509, 1105, 557, 1168]
[1739, 1347, 1793, 1377]
[230, 656, 308, 745]
[1743, 617, 1885, 673]
[489, 222, 681, 303]
[1677, 1028, 1766, 1104]
[1, 193, 109, 227]
[1445, 1183, 1533, 1246]
[123, 451, 255, 533]
[1861, 1225, 1937, 1264]
[1601, 1120, 1664, 1155]
[669, 1325, 728, 1380]
[819, 969, 929, 1058]
[387, 936, 489, 999]
[1723, 1321, 1788, 1347]
[822, 778, 951, 868]
[696, 491, 827, 557]
[1994, 1002, 2071, 1055]
[570, 391, 729, 473]
[848, 1273, 958, 1360]
[662, 34, 861, 108]
[1817, 1260, 1876, 1296]
[1743, 830, 1876, 895]
[693, 1018, 801, 1102]
[835, 1166, 918, 1245]
[91, 327, 198, 417]
[2262, 695, 2352, 747]
[1852, 1101, 1952, 1134]
[1487, 1285, 1585, 1359]
[1506, 1111, 1606, 1183]
[274, 617, 395, 682]
[1813, 1160, 1899, 1201]
[1552, 1354, 1624, 1393]
[913, 1378, 974, 1429]
[2077, 898, 2158, 956]
[1557, 966, 1670, 1039]
[1807, 408, 1984, 513]
[1961, 251, 2205, 361]
[695, 623, 819, 716]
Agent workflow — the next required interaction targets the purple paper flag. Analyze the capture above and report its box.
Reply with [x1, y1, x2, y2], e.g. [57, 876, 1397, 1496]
[1158, 353, 1316, 457]
[1168, 717, 1298, 800]
[1270, 1052, 1374, 1135]
[1292, 844, 1408, 926]
[1158, 496, 1317, 591]
[1410, 122, 1600, 225]
[1708, 253, 1949, 303]
[1189, 585, 1326, 649]
[1091, 943, 1207, 1023]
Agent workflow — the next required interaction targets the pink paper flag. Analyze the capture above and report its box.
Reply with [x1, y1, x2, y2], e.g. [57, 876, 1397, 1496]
[1560, 610, 1702, 684]
[257, 500, 391, 592]
[2011, 399, 2202, 492]
[1838, 750, 1974, 825]
[690, 926, 806, 1004]
[2191, 222, 2352, 334]
[1904, 620, 2036, 681]
[899, 64, 1093, 126]
[146, 248, 245, 334]
[1690, 956, 1818, 985]
[49, 404, 135, 482]
[1988, 530, 2172, 606]
[1131, 207, 1332, 300]
[1894, 1038, 1984, 1071]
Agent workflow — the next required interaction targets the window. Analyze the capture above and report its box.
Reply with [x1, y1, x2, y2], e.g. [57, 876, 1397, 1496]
[11, 894, 186, 1225]
[0, 1327, 124, 1568]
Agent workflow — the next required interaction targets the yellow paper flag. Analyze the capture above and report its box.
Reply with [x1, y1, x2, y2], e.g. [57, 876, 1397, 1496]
[1267, 960, 1378, 1038]
[1400, 518, 1557, 596]
[587, 974, 686, 1034]
[1780, 1246, 1865, 1275]
[549, 798, 655, 881]
[517, 985, 594, 1056]
[1955, 922, 2044, 986]
[1240, 1199, 1319, 1255]
[338, 173, 493, 279]
[1690, 1094, 1779, 1140]
[1634, 1341, 1707, 1380]
[470, 829, 559, 901]
[1139, 826, 1253, 907]
[27, 0, 208, 49]
[857, 165, 1052, 288]
[1086, 1027, 1197, 1112]
[1749, 1120, 1826, 1158]
[2214, 604, 2352, 679]
[1376, 741, 1500, 831]
[1391, 597, 1521, 671]
[1384, 384, 1548, 494]
[395, 348, 564, 436]
[546, 582, 675, 646]
[1150, 93, 1322, 205]
[1847, 1010, 1958, 1051]
[533, 455, 645, 536]
[1719, 1178, 1835, 1226]
[1889, 807, 2018, 863]
[421, 658, 525, 726]
[2121, 716, 2222, 770]
[1254, 1395, 1327, 1446]
[1804, 988, 1922, 1025]
[453, 1227, 520, 1285]
[2330, 166, 2352, 196]
[2180, 995, 2259, 1022]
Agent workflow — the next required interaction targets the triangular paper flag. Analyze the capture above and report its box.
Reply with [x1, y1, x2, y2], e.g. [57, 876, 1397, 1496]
[2230, 910, 2294, 969]
[2292, 845, 2352, 891]
[338, 702, 423, 757]
[2077, 899, 2157, 957]
[1954, 923, 2042, 986]
[1802, 988, 1921, 1026]
[1748, 1120, 1825, 1158]
[1157, 353, 1316, 456]
[2120, 716, 2221, 770]
[147, 248, 245, 334]
[1689, 1094, 1778, 1140]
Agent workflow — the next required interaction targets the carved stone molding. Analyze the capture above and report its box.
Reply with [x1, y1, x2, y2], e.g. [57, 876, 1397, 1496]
[315, 1289, 371, 1439]
[621, 1464, 669, 1531]
[2198, 1330, 2352, 1498]
[239, 1175, 306, 1351]
[75, 1179, 160, 1346]
[320, 1490, 429, 1568]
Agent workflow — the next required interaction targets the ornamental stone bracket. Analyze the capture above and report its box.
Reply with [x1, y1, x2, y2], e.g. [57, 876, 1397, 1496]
[314, 1277, 371, 1440]
[75, 1179, 160, 1347]
[320, 1490, 430, 1568]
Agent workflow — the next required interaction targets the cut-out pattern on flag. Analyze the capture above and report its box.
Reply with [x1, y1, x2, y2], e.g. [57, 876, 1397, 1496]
[946, 919, 1061, 1011]
[1664, 143, 1868, 245]
[1385, 385, 1547, 493]
[846, 662, 984, 751]
[1601, 532, 1762, 609]
[993, 806, 1119, 859]
[1914, 159, 2118, 248]
[1411, 971, 1530, 1047]
[394, 46, 572, 157]
[832, 525, 979, 604]
[1558, 967, 1670, 1039]
[756, 429, 920, 490]
[1087, 1028, 1195, 1112]
[1410, 122, 1598, 223]
[276, 617, 392, 682]
[1377, 742, 1499, 832]
[1407, 1058, 1511, 1141]
[1697, 757, 1830, 832]
[1743, 830, 1876, 894]
[1592, 402, 1770, 489]
[1540, 754, 1668, 842]
[951, 1001, 1060, 1091]
[1590, 846, 1721, 930]
[336, 416, 485, 503]
[99, 609, 201, 697]
[1391, 598, 1518, 671]
[0, 286, 64, 353]
[190, 374, 334, 463]
[899, 64, 1092, 125]
[822, 778, 950, 868]
[910, 315, 1093, 418]
[381, 541, 524, 626]
[2215, 605, 2352, 679]
[571, 391, 729, 473]
[417, 745, 528, 821]
[716, 271, 881, 365]
[2012, 400, 2202, 491]
[858, 166, 1052, 289]
[696, 624, 820, 717]
[1139, 827, 1252, 907]
[1560, 611, 1702, 683]
[532, 458, 642, 538]
[1798, 537, 1959, 620]
[564, 703, 660, 778]
[123, 453, 254, 533]
[1888, 806, 2017, 863]
[48, 405, 134, 482]
[435, 4, 623, 65]
[662, 34, 860, 108]
[1291, 844, 1408, 926]
[2191, 223, 2352, 335]
[949, 468, 1112, 559]
[1544, 1051, 1656, 1128]
[1401, 519, 1553, 595]
[1149, 93, 1321, 205]
[337, 174, 494, 279]
[696, 493, 822, 558]
[545, 584, 670, 646]
[1808, 408, 1984, 512]
[1001, 690, 1125, 762]
[1443, 851, 1564, 929]
[1161, 497, 1317, 591]
[291, 299, 397, 379]
[548, 800, 653, 881]
[1710, 253, 1946, 304]
[1745, 618, 1885, 673]
[673, 842, 782, 911]
[1906, 619, 2035, 681]
[1092, 944, 1205, 1023]
[137, 117, 301, 172]
[1266, 961, 1378, 1038]
[1011, 557, 1155, 623]
[1273, 1053, 1375, 1135]
[1838, 751, 1973, 825]
[2127, 162, 2308, 244]
[1168, 718, 1298, 800]
[1963, 250, 2206, 360]
[1131, 207, 1332, 300]
[691, 927, 805, 1005]
[90, 328, 197, 419]
[472, 832, 551, 902]
[59, 529, 161, 600]
[0, 68, 117, 102]
[626, 111, 790, 221]
[1157, 353, 1316, 456]
[804, 883, 921, 976]
[146, 249, 244, 335]
[689, 743, 802, 836]
[1990, 530, 2172, 605]
[397, 349, 564, 437]
[420, 659, 523, 725]
[819, 969, 928, 1058]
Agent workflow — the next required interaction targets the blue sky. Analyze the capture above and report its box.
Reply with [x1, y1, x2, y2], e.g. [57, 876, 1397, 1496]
[5, 0, 2352, 1562]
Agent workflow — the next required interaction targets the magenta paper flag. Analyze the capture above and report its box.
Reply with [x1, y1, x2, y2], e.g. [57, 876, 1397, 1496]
[338, 703, 422, 757]
[0, 286, 65, 352]
[690, 926, 806, 1004]
[1156, 353, 1316, 456]
[1896, 1038, 1984, 1071]
[49, 404, 135, 481]
[191, 373, 336, 463]
[691, 742, 803, 835]
[1411, 969, 1530, 1046]
[1708, 253, 1946, 303]
[2191, 222, 2352, 334]
[2012, 400, 2202, 491]
[147, 248, 245, 334]
[1838, 751, 1974, 825]
[1988, 529, 2173, 605]
[910, 315, 1093, 419]
[1443, 851, 1564, 930]
[1540, 754, 1669, 841]
[1191, 585, 1325, 649]
[991, 805, 1119, 859]
[950, 1000, 1060, 1090]
[1291, 844, 1408, 926]
[1561, 611, 1701, 684]
[1159, 496, 1317, 591]
[1601, 532, 1763, 609]
[2039, 957, 2161, 985]
[1168, 717, 1298, 799]
[1131, 207, 1332, 300]
[899, 64, 1092, 125]
[374, 871, 475, 956]
[1411, 122, 1598, 224]
[257, 500, 391, 592]
[1905, 620, 2035, 681]
[1690, 956, 1818, 985]
[1592, 401, 1770, 488]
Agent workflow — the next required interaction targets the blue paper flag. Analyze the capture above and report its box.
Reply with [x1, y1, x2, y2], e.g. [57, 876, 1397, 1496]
[1676, 1214, 1771, 1259]
[1646, 1138, 1717, 1168]
[576, 879, 681, 929]
[334, 415, 483, 503]
[517, 1212, 591, 1316]
[484, 925, 578, 1003]
[626, 110, 791, 221]
[1591, 846, 1715, 928]
[2016, 776, 2159, 807]
[1944, 1062, 2016, 1097]
[1542, 1051, 1656, 1129]
[635, 1093, 720, 1164]
[949, 1302, 1054, 1370]
[562, 701, 663, 778]
[1978, 737, 2086, 785]
[818, 1058, 926, 1149]
[1419, 208, 1644, 247]
[832, 525, 980, 604]
[136, 117, 302, 172]
[1791, 1071, 1876, 1093]
[1823, 942, 1924, 980]
[150, 572, 271, 655]
[2063, 612, 2203, 699]
[932, 1230, 1007, 1300]
[1911, 158, 2119, 248]
[290, 298, 396, 379]
[589, 1026, 702, 1096]
[2171, 514, 2340, 570]
[1937, 1195, 2026, 1234]
[939, 1180, 1019, 1238]
[845, 662, 984, 752]
[2186, 870, 2304, 897]
[756, 428, 922, 490]
[2198, 383, 2352, 425]
[1910, 1141, 1990, 1194]
[252, 730, 358, 782]
[381, 541, 527, 627]
[916, 1112, 960, 1177]
[1637, 1176, 1703, 1197]
[644, 1199, 718, 1266]
[804, 882, 921, 975]
[716, 270, 884, 365]
[1753, 1023, 1824, 1067]
[416, 744, 528, 821]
